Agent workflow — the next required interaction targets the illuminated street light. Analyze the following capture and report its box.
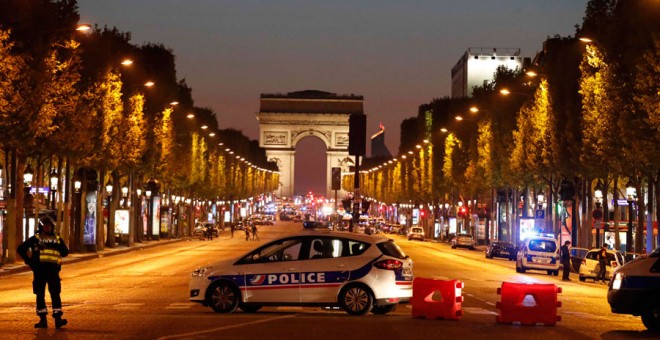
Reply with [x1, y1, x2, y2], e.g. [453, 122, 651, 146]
[49, 169, 58, 209]
[144, 81, 155, 87]
[455, 115, 464, 121]
[625, 180, 636, 252]
[186, 113, 195, 119]
[201, 125, 208, 130]
[469, 106, 479, 113]
[170, 101, 179, 106]
[500, 89, 511, 95]
[76, 24, 92, 32]
[526, 71, 538, 77]
[440, 128, 448, 133]
[23, 164, 33, 185]
[579, 37, 593, 43]
[121, 59, 133, 66]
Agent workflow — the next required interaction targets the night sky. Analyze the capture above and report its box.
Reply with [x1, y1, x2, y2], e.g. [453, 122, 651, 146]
[78, 0, 589, 196]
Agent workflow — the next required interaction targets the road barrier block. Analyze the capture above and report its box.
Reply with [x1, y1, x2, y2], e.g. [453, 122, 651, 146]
[495, 282, 562, 326]
[411, 278, 463, 320]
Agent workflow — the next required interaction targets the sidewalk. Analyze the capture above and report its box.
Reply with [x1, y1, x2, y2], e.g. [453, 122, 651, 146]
[0, 237, 187, 277]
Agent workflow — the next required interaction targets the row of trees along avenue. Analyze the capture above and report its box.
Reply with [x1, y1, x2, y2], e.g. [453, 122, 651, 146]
[0, 1, 279, 264]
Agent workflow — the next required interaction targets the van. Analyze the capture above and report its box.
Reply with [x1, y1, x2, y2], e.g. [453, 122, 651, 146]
[515, 235, 560, 276]
[608, 247, 660, 332]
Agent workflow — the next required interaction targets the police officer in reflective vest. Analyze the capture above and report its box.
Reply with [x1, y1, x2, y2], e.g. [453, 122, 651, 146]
[17, 216, 70, 329]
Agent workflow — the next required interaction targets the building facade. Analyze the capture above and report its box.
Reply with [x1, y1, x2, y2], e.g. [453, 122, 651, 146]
[451, 47, 527, 98]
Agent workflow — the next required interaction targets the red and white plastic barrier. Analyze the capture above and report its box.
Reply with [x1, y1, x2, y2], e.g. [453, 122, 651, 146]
[411, 278, 464, 320]
[495, 282, 562, 326]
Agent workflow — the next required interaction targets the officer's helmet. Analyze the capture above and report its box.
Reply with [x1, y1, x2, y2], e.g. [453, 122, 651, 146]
[38, 216, 56, 234]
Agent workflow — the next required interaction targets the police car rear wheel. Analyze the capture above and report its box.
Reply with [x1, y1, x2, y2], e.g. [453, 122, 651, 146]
[207, 282, 239, 313]
[340, 284, 373, 315]
[641, 302, 660, 332]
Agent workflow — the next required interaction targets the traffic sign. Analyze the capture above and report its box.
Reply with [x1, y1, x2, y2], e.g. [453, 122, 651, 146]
[535, 210, 545, 219]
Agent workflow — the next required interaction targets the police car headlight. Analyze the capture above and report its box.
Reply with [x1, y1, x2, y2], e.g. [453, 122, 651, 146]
[191, 267, 208, 277]
[612, 272, 624, 290]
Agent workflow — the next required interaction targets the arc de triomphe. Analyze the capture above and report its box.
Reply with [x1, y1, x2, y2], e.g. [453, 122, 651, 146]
[257, 90, 363, 198]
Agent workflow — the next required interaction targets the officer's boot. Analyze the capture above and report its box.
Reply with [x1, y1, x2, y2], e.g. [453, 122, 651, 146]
[34, 315, 48, 329]
[53, 313, 67, 329]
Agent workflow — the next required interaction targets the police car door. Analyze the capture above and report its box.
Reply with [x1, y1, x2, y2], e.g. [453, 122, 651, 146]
[243, 238, 303, 303]
[300, 236, 351, 303]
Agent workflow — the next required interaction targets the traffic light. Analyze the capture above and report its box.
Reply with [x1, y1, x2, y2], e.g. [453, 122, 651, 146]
[348, 113, 366, 156]
[331, 167, 341, 190]
[458, 207, 467, 217]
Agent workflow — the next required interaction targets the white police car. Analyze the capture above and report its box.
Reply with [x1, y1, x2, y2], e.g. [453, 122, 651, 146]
[190, 231, 413, 315]
[608, 247, 660, 332]
[515, 235, 560, 276]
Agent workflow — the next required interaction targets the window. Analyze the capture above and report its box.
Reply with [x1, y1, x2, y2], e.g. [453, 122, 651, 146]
[528, 240, 557, 253]
[238, 238, 302, 264]
[377, 240, 407, 259]
[309, 237, 342, 259]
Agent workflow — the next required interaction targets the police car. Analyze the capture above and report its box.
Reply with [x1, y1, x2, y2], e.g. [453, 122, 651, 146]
[190, 231, 413, 315]
[608, 247, 660, 332]
[515, 234, 560, 276]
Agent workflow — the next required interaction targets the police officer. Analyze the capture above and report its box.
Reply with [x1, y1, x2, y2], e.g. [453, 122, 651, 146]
[560, 241, 572, 281]
[17, 216, 69, 329]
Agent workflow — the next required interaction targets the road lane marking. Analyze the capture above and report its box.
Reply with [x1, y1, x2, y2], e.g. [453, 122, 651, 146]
[165, 302, 197, 309]
[462, 307, 497, 315]
[485, 302, 495, 306]
[157, 314, 296, 340]
[112, 303, 144, 309]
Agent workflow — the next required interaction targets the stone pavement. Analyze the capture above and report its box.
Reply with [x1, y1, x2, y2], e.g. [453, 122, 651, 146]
[0, 237, 187, 277]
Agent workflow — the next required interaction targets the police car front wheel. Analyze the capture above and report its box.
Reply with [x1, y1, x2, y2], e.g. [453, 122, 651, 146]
[641, 302, 660, 332]
[207, 281, 240, 313]
[340, 284, 373, 316]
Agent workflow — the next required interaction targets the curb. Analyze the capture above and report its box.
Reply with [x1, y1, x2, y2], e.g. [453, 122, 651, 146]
[0, 237, 188, 277]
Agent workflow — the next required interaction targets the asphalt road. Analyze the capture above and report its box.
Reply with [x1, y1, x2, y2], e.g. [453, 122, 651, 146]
[0, 221, 654, 339]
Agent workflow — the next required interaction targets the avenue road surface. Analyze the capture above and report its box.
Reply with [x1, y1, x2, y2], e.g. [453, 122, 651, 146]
[0, 220, 654, 339]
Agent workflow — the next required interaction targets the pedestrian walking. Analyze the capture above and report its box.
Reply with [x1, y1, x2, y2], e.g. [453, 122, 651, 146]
[17, 216, 70, 329]
[245, 226, 250, 241]
[230, 223, 234, 238]
[560, 241, 571, 281]
[251, 224, 260, 241]
[596, 246, 608, 284]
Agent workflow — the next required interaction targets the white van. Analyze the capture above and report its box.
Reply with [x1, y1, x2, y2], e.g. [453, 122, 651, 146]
[608, 247, 660, 332]
[515, 235, 560, 276]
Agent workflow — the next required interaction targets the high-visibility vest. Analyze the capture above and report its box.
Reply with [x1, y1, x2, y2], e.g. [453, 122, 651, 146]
[35, 235, 63, 265]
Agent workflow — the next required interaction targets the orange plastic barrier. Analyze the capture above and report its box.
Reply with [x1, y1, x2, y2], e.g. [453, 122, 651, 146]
[411, 278, 463, 320]
[495, 282, 562, 326]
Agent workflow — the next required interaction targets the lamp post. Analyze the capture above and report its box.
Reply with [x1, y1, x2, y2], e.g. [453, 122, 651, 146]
[625, 180, 636, 253]
[145, 187, 152, 240]
[121, 183, 129, 209]
[49, 168, 58, 210]
[23, 164, 34, 239]
[594, 181, 604, 247]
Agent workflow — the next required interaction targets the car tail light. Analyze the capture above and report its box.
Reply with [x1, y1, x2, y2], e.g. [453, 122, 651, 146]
[374, 259, 403, 270]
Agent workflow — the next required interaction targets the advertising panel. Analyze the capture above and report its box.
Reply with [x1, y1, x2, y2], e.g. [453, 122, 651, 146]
[83, 191, 97, 245]
[161, 208, 170, 235]
[449, 217, 457, 234]
[519, 218, 536, 241]
[114, 209, 130, 234]
[152, 197, 161, 236]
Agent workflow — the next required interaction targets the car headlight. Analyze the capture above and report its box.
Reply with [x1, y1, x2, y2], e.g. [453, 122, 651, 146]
[191, 267, 208, 277]
[611, 272, 624, 290]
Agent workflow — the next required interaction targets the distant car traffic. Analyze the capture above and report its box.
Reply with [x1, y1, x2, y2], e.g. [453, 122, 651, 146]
[485, 241, 516, 260]
[451, 234, 475, 250]
[407, 227, 425, 241]
[193, 222, 218, 237]
[190, 230, 413, 315]
[578, 248, 625, 282]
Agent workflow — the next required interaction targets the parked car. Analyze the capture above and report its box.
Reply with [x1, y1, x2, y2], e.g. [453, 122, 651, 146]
[407, 226, 425, 241]
[194, 222, 219, 237]
[569, 247, 589, 273]
[608, 247, 660, 332]
[578, 248, 625, 282]
[190, 231, 414, 315]
[485, 241, 516, 260]
[388, 224, 402, 235]
[515, 235, 560, 276]
[451, 233, 475, 250]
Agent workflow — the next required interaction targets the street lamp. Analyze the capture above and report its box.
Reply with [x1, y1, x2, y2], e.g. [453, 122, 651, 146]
[121, 183, 129, 208]
[594, 181, 604, 247]
[625, 180, 636, 253]
[49, 168, 58, 210]
[23, 164, 34, 239]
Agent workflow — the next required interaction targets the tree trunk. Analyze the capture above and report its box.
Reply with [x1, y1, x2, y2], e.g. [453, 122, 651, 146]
[634, 182, 645, 253]
[613, 177, 621, 251]
[97, 169, 105, 251]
